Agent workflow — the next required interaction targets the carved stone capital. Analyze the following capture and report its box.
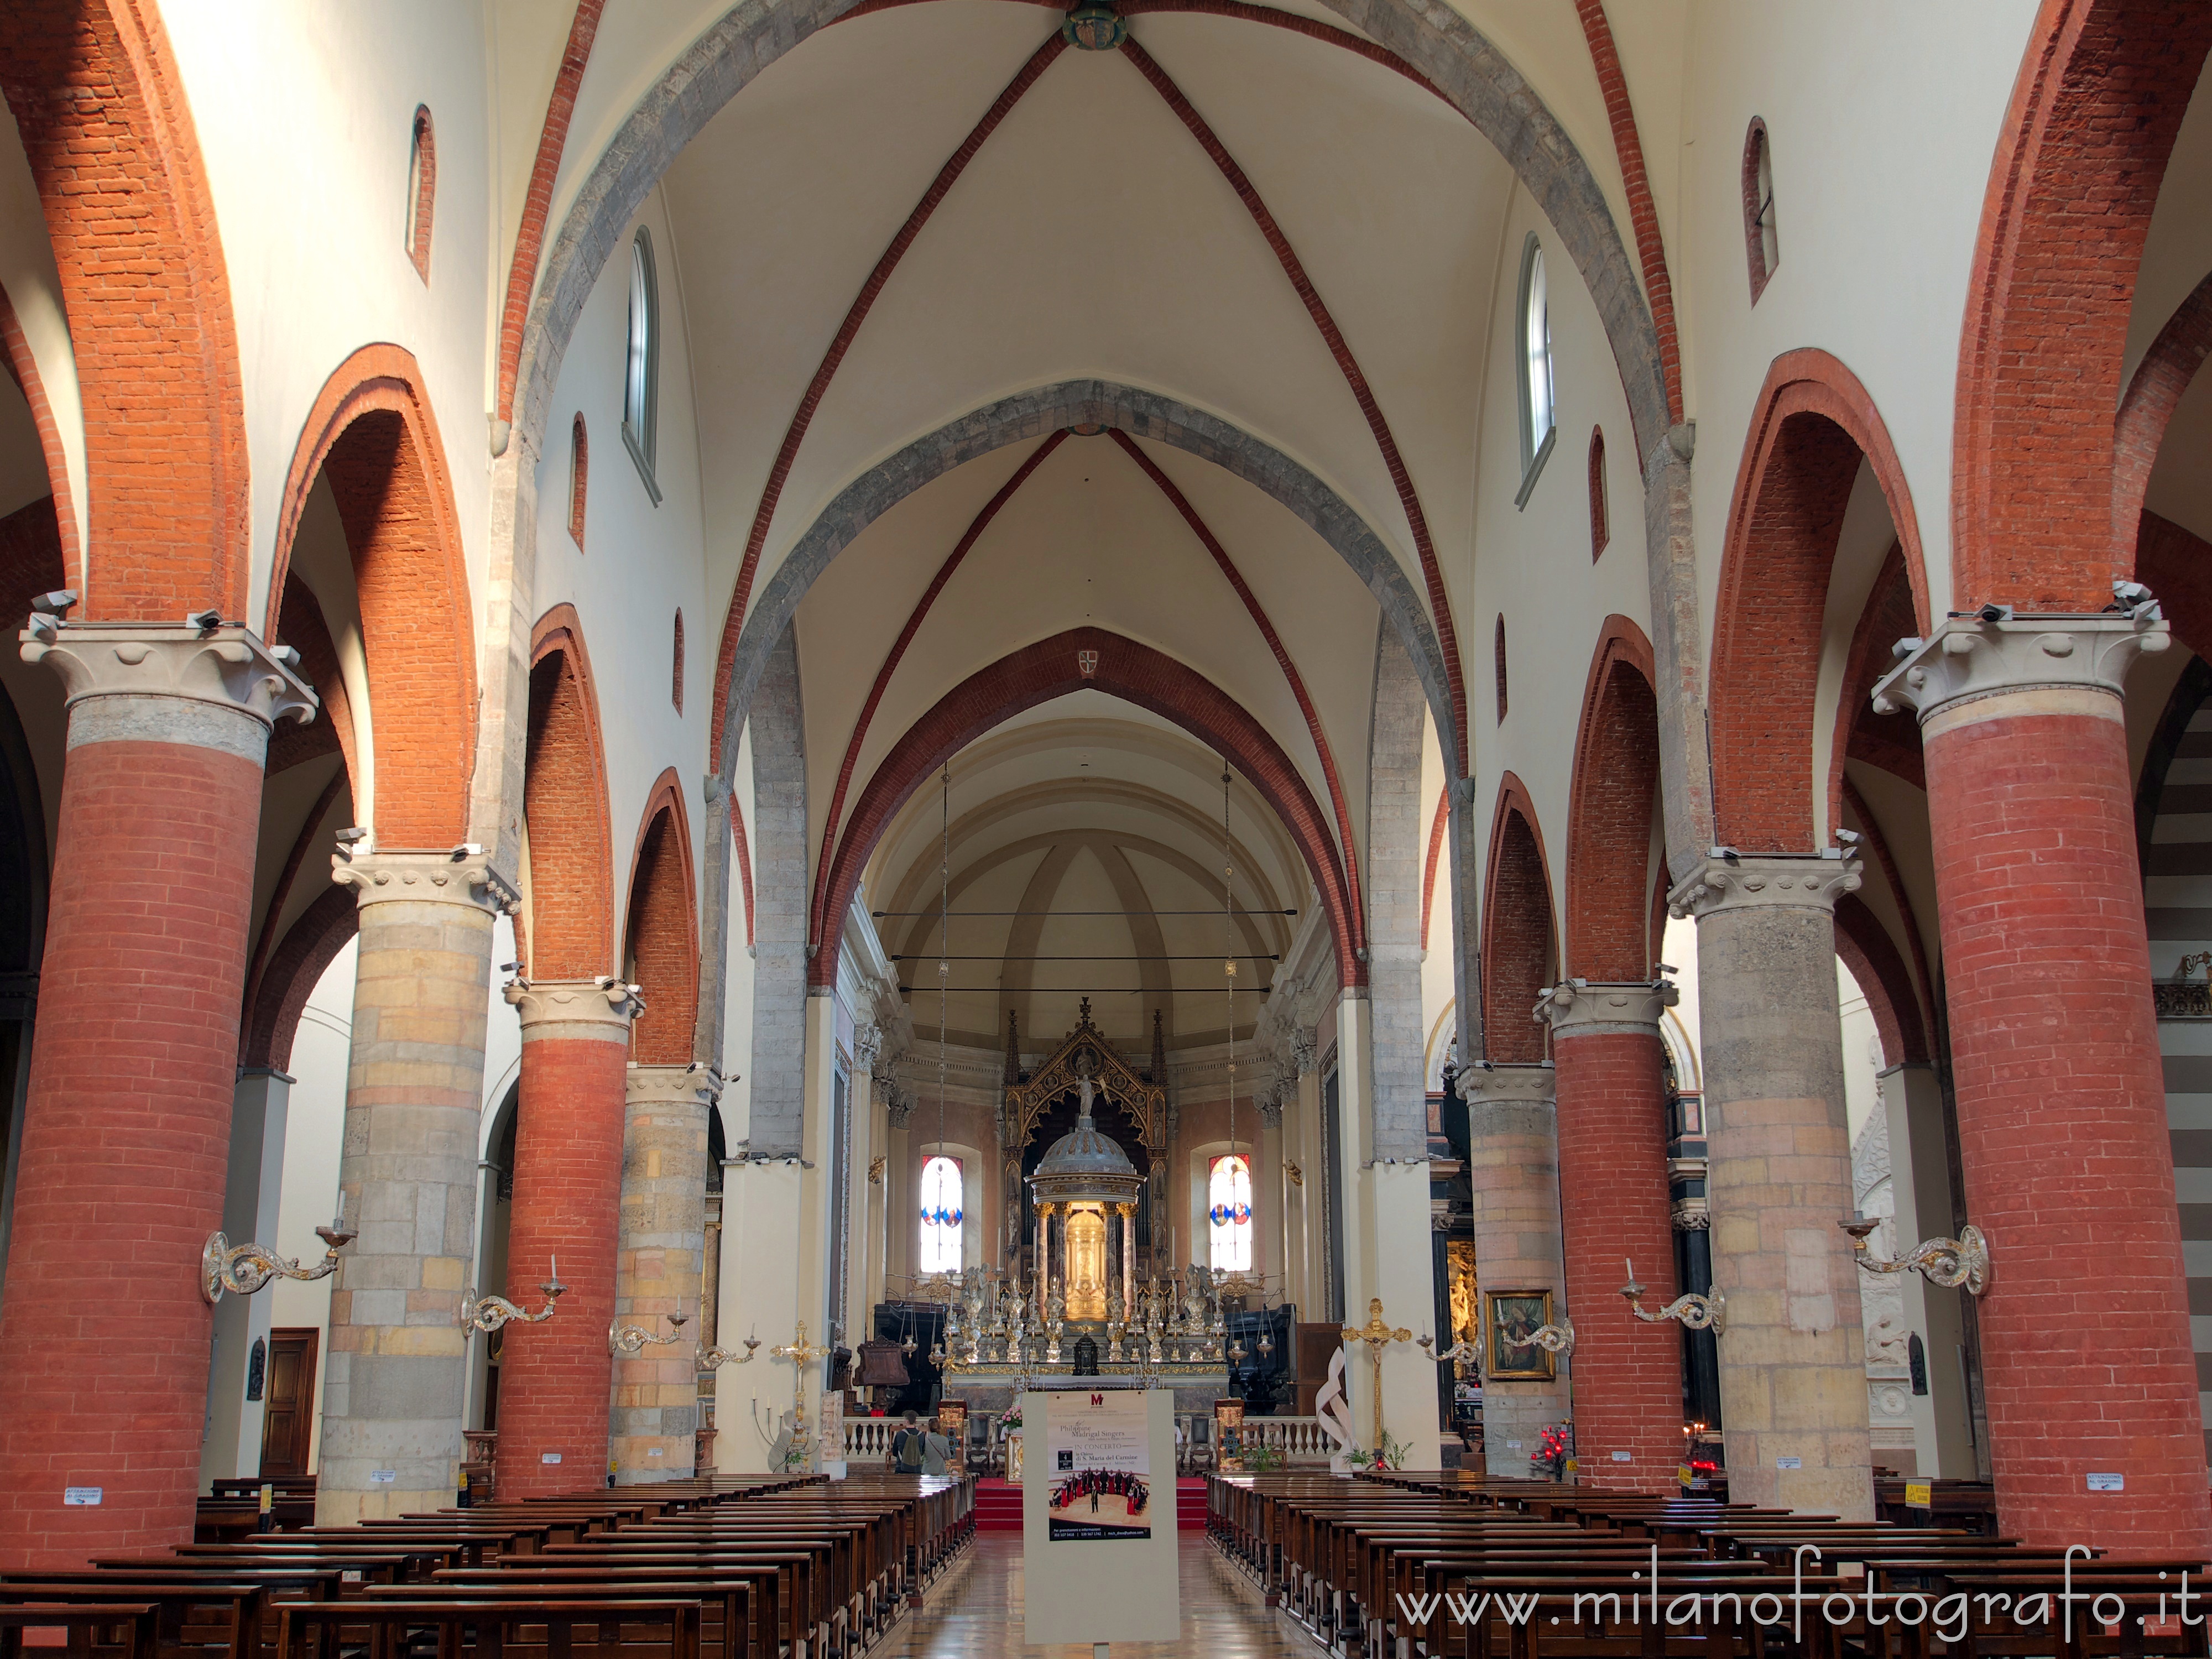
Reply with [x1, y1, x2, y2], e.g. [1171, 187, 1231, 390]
[852, 1022, 882, 1074]
[1667, 854, 1860, 922]
[1535, 979, 1677, 1039]
[1290, 1031, 1316, 1076]
[505, 977, 643, 1042]
[1460, 1062, 1556, 1109]
[332, 847, 520, 915]
[627, 1062, 723, 1109]
[1256, 1093, 1284, 1131]
[25, 622, 317, 759]
[1871, 606, 2169, 726]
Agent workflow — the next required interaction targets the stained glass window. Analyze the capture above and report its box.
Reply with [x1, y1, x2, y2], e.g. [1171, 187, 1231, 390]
[1208, 1154, 1253, 1272]
[919, 1154, 963, 1273]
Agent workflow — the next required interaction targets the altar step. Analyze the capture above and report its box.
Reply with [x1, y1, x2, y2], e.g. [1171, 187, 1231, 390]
[972, 1478, 1208, 1531]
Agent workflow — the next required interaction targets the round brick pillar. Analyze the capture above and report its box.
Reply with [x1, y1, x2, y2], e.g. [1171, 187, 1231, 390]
[0, 624, 312, 1568]
[494, 980, 637, 1498]
[318, 849, 510, 1525]
[1668, 853, 1874, 1520]
[611, 1062, 718, 1483]
[1460, 1063, 1571, 1475]
[1876, 608, 2208, 1552]
[1540, 981, 1683, 1491]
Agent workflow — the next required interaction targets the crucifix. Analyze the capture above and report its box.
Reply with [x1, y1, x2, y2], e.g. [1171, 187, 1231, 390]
[1340, 1296, 1411, 1453]
[770, 1319, 833, 1434]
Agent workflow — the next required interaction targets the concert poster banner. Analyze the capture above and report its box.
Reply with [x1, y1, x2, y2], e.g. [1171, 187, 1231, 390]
[1044, 1389, 1152, 1542]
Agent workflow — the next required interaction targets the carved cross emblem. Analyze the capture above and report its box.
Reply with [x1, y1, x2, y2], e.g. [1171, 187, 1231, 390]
[1077, 649, 1099, 679]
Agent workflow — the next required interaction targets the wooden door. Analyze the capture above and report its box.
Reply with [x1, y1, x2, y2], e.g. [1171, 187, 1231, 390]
[258, 1328, 317, 1477]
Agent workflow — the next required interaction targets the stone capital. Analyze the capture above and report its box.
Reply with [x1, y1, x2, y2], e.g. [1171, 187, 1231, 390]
[1535, 978, 1677, 1038]
[1667, 853, 1860, 921]
[332, 847, 520, 915]
[627, 1062, 723, 1109]
[852, 1022, 881, 1074]
[25, 620, 317, 759]
[1460, 1061, 1556, 1109]
[1871, 605, 2169, 726]
[505, 977, 643, 1042]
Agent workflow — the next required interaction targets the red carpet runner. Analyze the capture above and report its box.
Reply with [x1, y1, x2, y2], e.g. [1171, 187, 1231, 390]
[973, 1477, 1207, 1531]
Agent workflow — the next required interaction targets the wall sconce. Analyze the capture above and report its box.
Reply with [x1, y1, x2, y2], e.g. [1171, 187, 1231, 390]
[701, 1332, 761, 1370]
[1620, 1258, 1724, 1334]
[611, 1310, 690, 1357]
[461, 1256, 566, 1333]
[1500, 1319, 1577, 1358]
[202, 1195, 354, 1304]
[1840, 1218, 1989, 1296]
[1417, 1333, 1480, 1367]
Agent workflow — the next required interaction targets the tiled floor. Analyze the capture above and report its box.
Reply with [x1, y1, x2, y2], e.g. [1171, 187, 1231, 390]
[882, 1533, 1313, 1656]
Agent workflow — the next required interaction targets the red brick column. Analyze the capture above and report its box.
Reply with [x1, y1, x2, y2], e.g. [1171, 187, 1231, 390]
[1540, 982, 1682, 1491]
[1877, 609, 2207, 1553]
[0, 624, 311, 1569]
[494, 980, 637, 1499]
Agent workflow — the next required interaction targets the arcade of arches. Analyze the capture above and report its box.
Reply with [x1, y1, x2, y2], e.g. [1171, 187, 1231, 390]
[0, 0, 2206, 1602]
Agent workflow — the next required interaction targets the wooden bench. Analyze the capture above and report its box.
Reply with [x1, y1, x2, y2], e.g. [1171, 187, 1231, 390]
[0, 1603, 159, 1659]
[276, 1598, 701, 1659]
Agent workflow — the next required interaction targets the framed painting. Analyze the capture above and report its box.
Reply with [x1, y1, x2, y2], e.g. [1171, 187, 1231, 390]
[1485, 1288, 1557, 1382]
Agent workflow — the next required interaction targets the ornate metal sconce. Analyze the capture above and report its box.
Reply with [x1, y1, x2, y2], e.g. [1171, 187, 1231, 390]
[699, 1332, 761, 1370]
[610, 1309, 690, 1357]
[1839, 1218, 1990, 1296]
[461, 1256, 566, 1333]
[1620, 1258, 1724, 1334]
[202, 1199, 356, 1305]
[1417, 1333, 1481, 1368]
[1501, 1319, 1577, 1358]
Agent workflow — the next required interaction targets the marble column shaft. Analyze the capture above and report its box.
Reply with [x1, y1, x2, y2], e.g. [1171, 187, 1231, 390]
[613, 1062, 718, 1483]
[1462, 1062, 1571, 1475]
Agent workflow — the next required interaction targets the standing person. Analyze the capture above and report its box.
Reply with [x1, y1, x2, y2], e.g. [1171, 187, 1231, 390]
[887, 1410, 927, 1475]
[922, 1414, 952, 1476]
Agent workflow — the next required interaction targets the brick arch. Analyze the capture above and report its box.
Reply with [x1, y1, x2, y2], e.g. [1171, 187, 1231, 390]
[0, 0, 247, 620]
[2115, 270, 2212, 549]
[0, 281, 81, 585]
[1954, 0, 2212, 608]
[240, 885, 356, 1073]
[1481, 773, 1555, 1064]
[813, 628, 1360, 993]
[268, 345, 476, 847]
[1565, 617, 1659, 981]
[1708, 349, 1932, 853]
[1833, 893, 1930, 1068]
[623, 770, 699, 1067]
[525, 606, 615, 979]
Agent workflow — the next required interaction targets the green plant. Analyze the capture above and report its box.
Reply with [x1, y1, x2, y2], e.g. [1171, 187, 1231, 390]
[1374, 1431, 1411, 1470]
[1244, 1444, 1287, 1473]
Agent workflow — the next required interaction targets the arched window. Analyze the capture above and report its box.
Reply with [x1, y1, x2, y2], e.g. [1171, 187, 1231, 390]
[405, 106, 435, 284]
[1743, 118, 1778, 302]
[1514, 233, 1556, 504]
[919, 1154, 963, 1273]
[623, 229, 662, 500]
[1208, 1154, 1253, 1272]
[1493, 615, 1509, 723]
[1588, 426, 1609, 560]
[568, 414, 588, 550]
[671, 610, 685, 713]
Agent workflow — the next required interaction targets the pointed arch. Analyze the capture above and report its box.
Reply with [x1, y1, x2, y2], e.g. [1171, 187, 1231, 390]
[268, 344, 477, 846]
[526, 606, 615, 978]
[815, 628, 1359, 995]
[624, 770, 699, 1067]
[1482, 773, 1555, 1064]
[1565, 618, 1659, 981]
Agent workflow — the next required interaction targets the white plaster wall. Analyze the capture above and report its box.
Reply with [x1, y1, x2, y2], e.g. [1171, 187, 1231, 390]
[1468, 182, 1652, 937]
[1674, 0, 2042, 631]
[527, 183, 711, 972]
[161, 0, 499, 632]
[0, 105, 86, 553]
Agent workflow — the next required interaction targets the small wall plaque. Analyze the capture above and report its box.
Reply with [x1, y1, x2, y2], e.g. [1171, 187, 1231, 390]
[62, 1487, 101, 1506]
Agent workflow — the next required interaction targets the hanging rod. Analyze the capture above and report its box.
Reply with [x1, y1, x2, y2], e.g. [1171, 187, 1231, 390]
[890, 953, 1280, 962]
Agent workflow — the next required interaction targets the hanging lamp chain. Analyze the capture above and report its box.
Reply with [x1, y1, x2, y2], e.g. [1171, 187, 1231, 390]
[938, 764, 950, 1160]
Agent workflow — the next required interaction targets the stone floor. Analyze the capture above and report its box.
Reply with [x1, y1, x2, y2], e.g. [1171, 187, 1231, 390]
[878, 1532, 1308, 1656]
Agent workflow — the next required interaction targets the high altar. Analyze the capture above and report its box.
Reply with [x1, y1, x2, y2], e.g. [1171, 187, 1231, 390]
[932, 1003, 1230, 1415]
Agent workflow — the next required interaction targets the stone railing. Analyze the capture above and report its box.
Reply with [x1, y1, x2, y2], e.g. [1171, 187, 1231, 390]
[1238, 1416, 1334, 1462]
[845, 1418, 900, 1460]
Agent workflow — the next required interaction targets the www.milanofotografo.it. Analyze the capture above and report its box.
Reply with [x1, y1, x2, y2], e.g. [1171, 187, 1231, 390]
[1392, 1547, 2201, 1642]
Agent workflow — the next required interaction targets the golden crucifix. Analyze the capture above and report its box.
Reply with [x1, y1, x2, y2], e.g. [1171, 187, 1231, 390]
[770, 1320, 833, 1432]
[1340, 1297, 1411, 1452]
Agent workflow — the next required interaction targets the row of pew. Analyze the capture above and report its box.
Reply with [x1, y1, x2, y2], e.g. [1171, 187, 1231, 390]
[1207, 1469, 2212, 1658]
[0, 1472, 972, 1659]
